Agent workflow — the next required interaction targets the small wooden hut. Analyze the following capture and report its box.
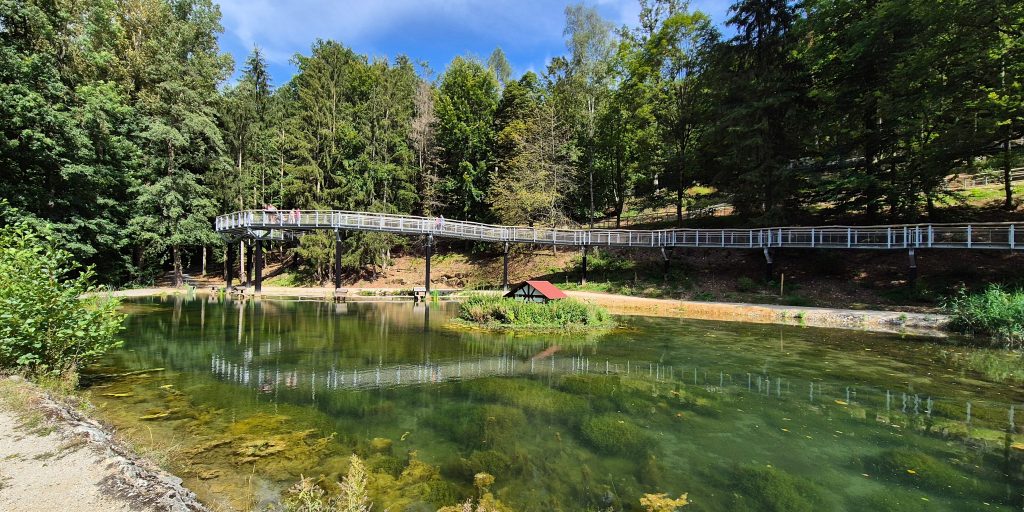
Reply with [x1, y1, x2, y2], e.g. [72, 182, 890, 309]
[504, 280, 567, 303]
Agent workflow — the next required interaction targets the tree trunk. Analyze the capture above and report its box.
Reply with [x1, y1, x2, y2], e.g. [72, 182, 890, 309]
[1004, 135, 1013, 210]
[201, 246, 207, 276]
[172, 245, 183, 287]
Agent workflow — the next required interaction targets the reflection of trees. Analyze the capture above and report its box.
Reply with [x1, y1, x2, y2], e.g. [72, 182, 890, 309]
[98, 297, 1024, 438]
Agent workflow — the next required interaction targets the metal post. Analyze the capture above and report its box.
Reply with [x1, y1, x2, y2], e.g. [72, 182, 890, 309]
[425, 234, 433, 294]
[502, 242, 510, 291]
[579, 246, 589, 285]
[661, 247, 671, 279]
[908, 248, 917, 284]
[245, 241, 253, 285]
[334, 230, 344, 290]
[225, 240, 235, 290]
[254, 239, 264, 293]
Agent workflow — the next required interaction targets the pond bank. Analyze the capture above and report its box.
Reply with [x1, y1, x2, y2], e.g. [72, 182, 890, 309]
[0, 377, 207, 512]
[101, 286, 949, 336]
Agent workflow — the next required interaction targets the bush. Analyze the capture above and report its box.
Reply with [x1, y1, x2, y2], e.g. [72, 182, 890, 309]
[945, 284, 1024, 348]
[457, 295, 614, 330]
[0, 223, 124, 376]
[735, 276, 759, 293]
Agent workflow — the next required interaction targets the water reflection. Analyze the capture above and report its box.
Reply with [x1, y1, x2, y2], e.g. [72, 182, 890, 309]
[94, 296, 1024, 511]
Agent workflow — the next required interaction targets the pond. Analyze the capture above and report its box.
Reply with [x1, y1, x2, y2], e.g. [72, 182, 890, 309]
[86, 296, 1024, 511]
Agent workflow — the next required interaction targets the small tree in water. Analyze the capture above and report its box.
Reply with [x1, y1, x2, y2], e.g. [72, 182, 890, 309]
[0, 222, 123, 378]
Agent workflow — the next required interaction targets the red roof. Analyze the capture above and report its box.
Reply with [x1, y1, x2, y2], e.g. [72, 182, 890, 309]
[505, 280, 567, 300]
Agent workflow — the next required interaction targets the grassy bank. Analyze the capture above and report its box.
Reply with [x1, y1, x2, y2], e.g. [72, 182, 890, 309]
[456, 295, 614, 331]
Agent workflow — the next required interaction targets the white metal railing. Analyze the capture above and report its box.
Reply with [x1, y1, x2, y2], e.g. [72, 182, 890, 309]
[215, 210, 1022, 250]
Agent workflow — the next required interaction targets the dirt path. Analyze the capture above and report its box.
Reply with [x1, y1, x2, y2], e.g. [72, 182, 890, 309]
[0, 378, 207, 512]
[0, 408, 136, 512]
[566, 290, 948, 336]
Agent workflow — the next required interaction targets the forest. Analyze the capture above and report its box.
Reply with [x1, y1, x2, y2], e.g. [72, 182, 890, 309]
[1, 0, 1022, 285]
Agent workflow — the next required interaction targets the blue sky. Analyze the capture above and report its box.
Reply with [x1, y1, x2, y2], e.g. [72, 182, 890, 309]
[216, 0, 735, 86]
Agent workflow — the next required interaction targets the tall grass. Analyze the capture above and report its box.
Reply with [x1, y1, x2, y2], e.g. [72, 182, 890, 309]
[458, 295, 614, 330]
[945, 285, 1024, 348]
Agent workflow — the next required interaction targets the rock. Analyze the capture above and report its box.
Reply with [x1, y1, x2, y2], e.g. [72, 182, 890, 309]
[370, 437, 393, 454]
[8, 375, 23, 382]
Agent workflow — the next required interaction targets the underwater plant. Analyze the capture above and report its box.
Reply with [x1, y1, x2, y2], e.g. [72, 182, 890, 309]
[728, 465, 830, 512]
[580, 413, 655, 456]
[640, 492, 689, 512]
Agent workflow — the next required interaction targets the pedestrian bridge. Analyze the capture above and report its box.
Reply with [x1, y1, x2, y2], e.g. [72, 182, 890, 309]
[217, 209, 1021, 250]
[215, 209, 1022, 292]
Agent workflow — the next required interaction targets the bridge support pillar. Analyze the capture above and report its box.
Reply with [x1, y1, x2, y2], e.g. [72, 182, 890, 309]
[225, 241, 235, 290]
[763, 247, 774, 282]
[581, 246, 588, 285]
[334, 230, 345, 290]
[661, 247, 671, 279]
[908, 248, 918, 284]
[254, 239, 264, 293]
[245, 241, 253, 285]
[502, 242, 510, 291]
[425, 234, 433, 294]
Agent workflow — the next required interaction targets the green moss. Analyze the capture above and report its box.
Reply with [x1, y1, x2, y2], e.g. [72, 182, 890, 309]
[579, 413, 654, 456]
[729, 465, 830, 512]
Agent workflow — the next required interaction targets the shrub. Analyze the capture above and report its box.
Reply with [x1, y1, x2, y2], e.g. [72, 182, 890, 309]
[457, 295, 613, 330]
[945, 284, 1024, 348]
[735, 276, 758, 293]
[0, 223, 124, 376]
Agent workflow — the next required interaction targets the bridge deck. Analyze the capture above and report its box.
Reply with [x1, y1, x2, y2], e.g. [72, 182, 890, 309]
[216, 210, 1022, 250]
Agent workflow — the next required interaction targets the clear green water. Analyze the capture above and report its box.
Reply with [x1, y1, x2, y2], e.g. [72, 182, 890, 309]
[87, 296, 1024, 511]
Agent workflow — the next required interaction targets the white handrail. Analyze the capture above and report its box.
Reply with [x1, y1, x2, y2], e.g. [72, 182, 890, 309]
[215, 210, 1021, 251]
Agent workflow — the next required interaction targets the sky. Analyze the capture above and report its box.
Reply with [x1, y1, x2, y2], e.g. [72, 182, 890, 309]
[215, 0, 735, 86]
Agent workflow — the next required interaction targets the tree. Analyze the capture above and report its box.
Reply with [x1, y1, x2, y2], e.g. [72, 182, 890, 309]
[489, 72, 574, 226]
[434, 56, 500, 220]
[127, 0, 231, 286]
[559, 4, 616, 226]
[487, 47, 513, 88]
[702, 0, 811, 222]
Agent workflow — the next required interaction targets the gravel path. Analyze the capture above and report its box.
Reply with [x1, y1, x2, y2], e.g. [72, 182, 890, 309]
[0, 408, 136, 512]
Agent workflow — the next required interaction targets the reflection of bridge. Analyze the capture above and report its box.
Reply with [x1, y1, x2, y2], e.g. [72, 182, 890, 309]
[216, 209, 1024, 293]
[209, 352, 1018, 434]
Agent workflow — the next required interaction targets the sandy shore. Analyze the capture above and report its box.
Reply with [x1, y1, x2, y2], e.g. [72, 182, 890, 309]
[0, 378, 207, 512]
[97, 286, 949, 336]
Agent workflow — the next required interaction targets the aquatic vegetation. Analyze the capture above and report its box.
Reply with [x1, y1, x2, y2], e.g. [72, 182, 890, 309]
[869, 448, 984, 495]
[369, 437, 392, 454]
[728, 465, 831, 512]
[281, 455, 372, 512]
[425, 403, 527, 450]
[456, 295, 614, 331]
[459, 378, 590, 422]
[580, 413, 655, 456]
[640, 492, 689, 512]
[437, 472, 513, 512]
[946, 285, 1024, 347]
[368, 452, 465, 509]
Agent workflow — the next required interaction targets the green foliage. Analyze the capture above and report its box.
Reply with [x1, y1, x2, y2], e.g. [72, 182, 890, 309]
[0, 223, 124, 376]
[945, 284, 1024, 348]
[457, 295, 613, 330]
